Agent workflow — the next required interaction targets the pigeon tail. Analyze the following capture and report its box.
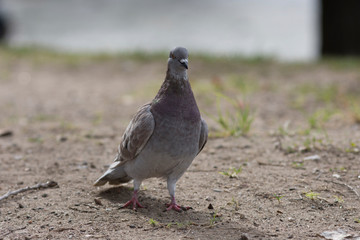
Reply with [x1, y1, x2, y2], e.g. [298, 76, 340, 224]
[93, 162, 132, 186]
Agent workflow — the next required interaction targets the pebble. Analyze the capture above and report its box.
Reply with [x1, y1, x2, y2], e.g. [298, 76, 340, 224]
[303, 155, 320, 161]
[332, 173, 340, 178]
[205, 196, 212, 201]
[57, 135, 68, 142]
[240, 234, 249, 240]
[14, 155, 23, 160]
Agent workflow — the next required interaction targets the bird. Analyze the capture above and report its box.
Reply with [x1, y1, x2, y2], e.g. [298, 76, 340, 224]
[94, 47, 208, 212]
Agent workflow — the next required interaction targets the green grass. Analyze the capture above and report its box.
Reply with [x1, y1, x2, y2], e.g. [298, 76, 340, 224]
[304, 191, 320, 200]
[148, 218, 159, 226]
[209, 212, 221, 227]
[320, 57, 360, 71]
[273, 194, 284, 204]
[28, 137, 44, 143]
[209, 93, 254, 137]
[219, 167, 242, 178]
[333, 195, 344, 203]
[345, 142, 359, 154]
[0, 45, 274, 67]
[350, 101, 360, 124]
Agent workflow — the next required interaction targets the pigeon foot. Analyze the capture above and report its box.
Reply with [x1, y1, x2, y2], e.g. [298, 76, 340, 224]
[165, 196, 192, 212]
[120, 190, 144, 210]
[166, 202, 192, 212]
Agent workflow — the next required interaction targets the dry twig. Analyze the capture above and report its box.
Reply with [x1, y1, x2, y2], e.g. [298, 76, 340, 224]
[0, 181, 58, 202]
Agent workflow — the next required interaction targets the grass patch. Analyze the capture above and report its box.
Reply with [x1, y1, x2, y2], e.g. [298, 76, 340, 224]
[208, 93, 254, 137]
[219, 167, 242, 179]
[304, 191, 320, 200]
[148, 218, 159, 227]
[273, 194, 284, 204]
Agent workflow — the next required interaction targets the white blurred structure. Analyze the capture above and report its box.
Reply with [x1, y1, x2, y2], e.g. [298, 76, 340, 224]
[3, 0, 319, 61]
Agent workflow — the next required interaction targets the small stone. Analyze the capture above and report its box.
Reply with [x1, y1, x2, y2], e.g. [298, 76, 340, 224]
[0, 129, 13, 137]
[42, 193, 48, 198]
[240, 234, 249, 240]
[14, 155, 23, 160]
[57, 135, 67, 142]
[208, 203, 214, 209]
[94, 198, 102, 206]
[129, 225, 136, 228]
[288, 217, 295, 222]
[205, 196, 212, 201]
[303, 155, 320, 161]
[18, 203, 24, 208]
[332, 173, 340, 179]
[213, 189, 222, 193]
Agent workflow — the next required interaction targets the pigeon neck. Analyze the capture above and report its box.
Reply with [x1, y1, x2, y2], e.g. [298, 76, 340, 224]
[166, 67, 188, 82]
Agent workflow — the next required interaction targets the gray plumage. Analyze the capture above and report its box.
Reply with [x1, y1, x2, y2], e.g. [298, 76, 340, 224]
[94, 47, 208, 211]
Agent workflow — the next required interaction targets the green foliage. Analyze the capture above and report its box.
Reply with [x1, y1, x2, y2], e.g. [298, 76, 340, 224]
[305, 191, 320, 200]
[28, 137, 44, 143]
[231, 197, 240, 210]
[274, 194, 284, 203]
[209, 212, 221, 226]
[292, 162, 304, 169]
[210, 93, 254, 137]
[333, 195, 344, 203]
[350, 101, 360, 124]
[228, 75, 258, 95]
[219, 167, 242, 178]
[148, 218, 159, 226]
[345, 142, 359, 154]
[307, 108, 335, 130]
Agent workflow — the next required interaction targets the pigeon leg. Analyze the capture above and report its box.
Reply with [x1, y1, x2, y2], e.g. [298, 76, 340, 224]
[121, 180, 144, 210]
[166, 178, 192, 212]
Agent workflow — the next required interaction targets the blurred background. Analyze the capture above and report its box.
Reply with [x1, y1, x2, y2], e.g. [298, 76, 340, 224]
[0, 0, 322, 61]
[1, 0, 360, 61]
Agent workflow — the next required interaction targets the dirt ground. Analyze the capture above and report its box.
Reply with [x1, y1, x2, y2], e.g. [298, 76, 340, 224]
[0, 50, 360, 239]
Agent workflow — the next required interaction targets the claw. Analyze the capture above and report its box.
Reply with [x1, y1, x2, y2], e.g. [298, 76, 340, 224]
[120, 190, 144, 210]
[165, 197, 192, 212]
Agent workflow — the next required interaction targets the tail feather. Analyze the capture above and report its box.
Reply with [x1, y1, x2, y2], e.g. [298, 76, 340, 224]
[93, 163, 132, 186]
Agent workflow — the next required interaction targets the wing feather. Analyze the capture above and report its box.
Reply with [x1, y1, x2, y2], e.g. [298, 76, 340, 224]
[198, 118, 208, 155]
[114, 103, 155, 164]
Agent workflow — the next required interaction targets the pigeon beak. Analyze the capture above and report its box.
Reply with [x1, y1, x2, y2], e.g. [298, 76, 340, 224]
[180, 59, 188, 69]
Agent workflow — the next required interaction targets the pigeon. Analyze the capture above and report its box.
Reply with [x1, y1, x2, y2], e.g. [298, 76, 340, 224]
[94, 47, 208, 211]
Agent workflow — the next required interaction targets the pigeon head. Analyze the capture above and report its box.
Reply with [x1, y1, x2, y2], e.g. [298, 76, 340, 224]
[168, 47, 189, 71]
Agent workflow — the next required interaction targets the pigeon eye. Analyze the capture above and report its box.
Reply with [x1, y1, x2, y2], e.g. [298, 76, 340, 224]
[171, 53, 175, 59]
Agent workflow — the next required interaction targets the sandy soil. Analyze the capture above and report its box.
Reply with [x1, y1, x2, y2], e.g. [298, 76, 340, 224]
[0, 52, 360, 239]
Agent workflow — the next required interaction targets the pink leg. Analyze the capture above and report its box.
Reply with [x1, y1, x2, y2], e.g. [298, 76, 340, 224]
[166, 196, 192, 212]
[120, 190, 144, 210]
